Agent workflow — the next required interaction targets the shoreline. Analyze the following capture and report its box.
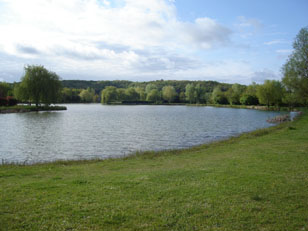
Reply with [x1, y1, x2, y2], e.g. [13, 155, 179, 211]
[0, 105, 67, 114]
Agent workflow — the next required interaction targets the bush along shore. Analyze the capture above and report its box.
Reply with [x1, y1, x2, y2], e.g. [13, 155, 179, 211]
[0, 111, 307, 230]
[0, 105, 67, 113]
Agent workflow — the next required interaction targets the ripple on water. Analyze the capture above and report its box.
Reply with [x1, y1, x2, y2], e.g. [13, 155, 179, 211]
[0, 104, 287, 164]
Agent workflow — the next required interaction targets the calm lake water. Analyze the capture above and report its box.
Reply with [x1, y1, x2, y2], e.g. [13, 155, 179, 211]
[0, 104, 287, 164]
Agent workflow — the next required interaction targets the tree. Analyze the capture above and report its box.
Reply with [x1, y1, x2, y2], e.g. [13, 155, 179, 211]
[14, 82, 29, 103]
[79, 88, 95, 103]
[145, 83, 157, 94]
[211, 86, 228, 104]
[0, 82, 12, 97]
[282, 26, 308, 105]
[226, 84, 246, 105]
[185, 84, 196, 103]
[162, 86, 177, 103]
[116, 88, 126, 102]
[125, 87, 139, 102]
[17, 65, 61, 106]
[240, 94, 259, 105]
[60, 88, 82, 103]
[41, 71, 62, 105]
[179, 91, 186, 102]
[240, 83, 259, 105]
[135, 87, 146, 101]
[256, 80, 284, 108]
[101, 86, 117, 103]
[146, 89, 161, 103]
[194, 84, 206, 104]
[204, 92, 212, 104]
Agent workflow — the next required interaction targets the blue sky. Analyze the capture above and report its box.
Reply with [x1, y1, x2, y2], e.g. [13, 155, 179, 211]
[0, 0, 307, 84]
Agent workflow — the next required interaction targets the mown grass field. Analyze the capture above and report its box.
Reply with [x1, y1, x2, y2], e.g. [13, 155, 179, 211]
[0, 111, 307, 230]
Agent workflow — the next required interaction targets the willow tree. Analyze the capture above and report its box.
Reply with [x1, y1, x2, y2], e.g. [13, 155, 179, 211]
[79, 88, 95, 102]
[162, 86, 177, 103]
[17, 65, 61, 106]
[185, 83, 196, 104]
[146, 89, 161, 103]
[101, 86, 117, 103]
[256, 80, 284, 108]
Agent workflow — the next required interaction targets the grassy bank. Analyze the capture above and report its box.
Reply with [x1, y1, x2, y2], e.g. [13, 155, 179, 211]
[0, 105, 67, 113]
[1, 113, 308, 230]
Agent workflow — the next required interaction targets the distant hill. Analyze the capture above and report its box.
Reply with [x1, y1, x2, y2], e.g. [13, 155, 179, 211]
[61, 79, 232, 94]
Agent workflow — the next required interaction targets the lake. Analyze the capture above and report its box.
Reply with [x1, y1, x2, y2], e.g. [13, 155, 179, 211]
[0, 104, 287, 164]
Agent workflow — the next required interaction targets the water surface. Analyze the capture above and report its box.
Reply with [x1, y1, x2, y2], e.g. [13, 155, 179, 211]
[0, 104, 286, 164]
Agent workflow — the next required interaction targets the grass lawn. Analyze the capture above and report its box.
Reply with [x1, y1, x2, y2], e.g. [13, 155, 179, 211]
[0, 112, 307, 230]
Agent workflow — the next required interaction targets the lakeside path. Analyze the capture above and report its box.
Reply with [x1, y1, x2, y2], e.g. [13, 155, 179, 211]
[0, 112, 308, 230]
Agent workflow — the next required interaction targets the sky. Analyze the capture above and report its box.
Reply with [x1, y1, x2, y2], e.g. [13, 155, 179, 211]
[0, 0, 307, 84]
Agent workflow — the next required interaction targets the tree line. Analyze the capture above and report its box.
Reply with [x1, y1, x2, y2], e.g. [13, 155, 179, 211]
[1, 26, 307, 108]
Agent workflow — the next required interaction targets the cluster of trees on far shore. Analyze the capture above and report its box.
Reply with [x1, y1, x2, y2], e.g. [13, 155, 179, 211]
[1, 26, 307, 108]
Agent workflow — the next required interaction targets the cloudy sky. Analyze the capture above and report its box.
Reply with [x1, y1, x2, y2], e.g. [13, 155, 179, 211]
[0, 0, 307, 84]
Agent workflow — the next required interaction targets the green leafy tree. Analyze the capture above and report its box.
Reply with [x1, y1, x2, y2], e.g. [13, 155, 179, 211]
[116, 88, 126, 102]
[185, 84, 196, 103]
[194, 84, 205, 104]
[282, 90, 298, 108]
[61, 88, 82, 103]
[256, 80, 284, 108]
[179, 91, 186, 102]
[225, 84, 246, 105]
[162, 86, 177, 103]
[14, 82, 29, 103]
[146, 89, 161, 103]
[17, 65, 61, 106]
[145, 83, 157, 94]
[240, 83, 259, 105]
[204, 92, 212, 104]
[101, 86, 117, 103]
[41, 71, 62, 105]
[211, 86, 228, 104]
[282, 26, 308, 105]
[79, 88, 95, 103]
[135, 87, 146, 101]
[93, 94, 100, 103]
[225, 88, 235, 105]
[0, 82, 12, 97]
[125, 87, 139, 101]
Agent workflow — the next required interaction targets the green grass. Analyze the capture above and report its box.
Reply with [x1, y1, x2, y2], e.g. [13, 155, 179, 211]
[0, 113, 308, 230]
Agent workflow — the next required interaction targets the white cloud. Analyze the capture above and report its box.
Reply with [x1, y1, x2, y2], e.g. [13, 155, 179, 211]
[235, 16, 263, 38]
[0, 0, 254, 83]
[276, 49, 292, 54]
[275, 49, 293, 59]
[264, 39, 289, 46]
[102, 0, 110, 6]
[251, 69, 280, 84]
[180, 18, 232, 49]
[237, 16, 263, 30]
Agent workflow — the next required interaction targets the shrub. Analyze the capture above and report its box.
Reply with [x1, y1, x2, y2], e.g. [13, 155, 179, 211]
[0, 97, 18, 106]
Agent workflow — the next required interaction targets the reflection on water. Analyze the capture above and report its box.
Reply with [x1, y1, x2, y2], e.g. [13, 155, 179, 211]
[0, 104, 286, 164]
